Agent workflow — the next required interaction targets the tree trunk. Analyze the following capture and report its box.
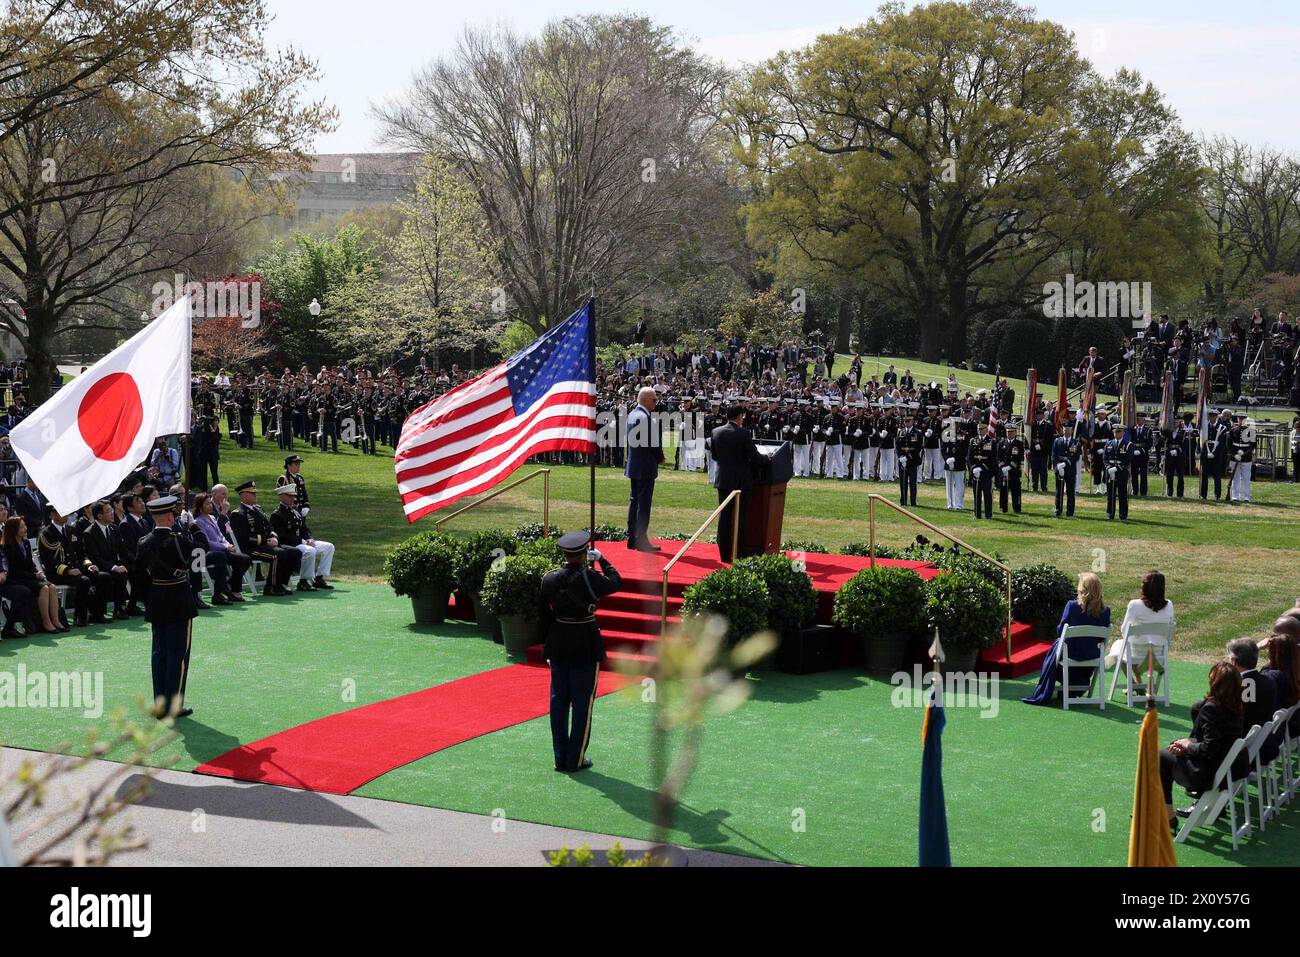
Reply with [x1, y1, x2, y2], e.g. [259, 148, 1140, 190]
[22, 294, 56, 406]
[835, 296, 853, 353]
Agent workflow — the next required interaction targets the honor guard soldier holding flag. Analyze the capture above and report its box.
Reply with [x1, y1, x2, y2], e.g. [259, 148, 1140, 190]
[896, 411, 922, 506]
[540, 531, 623, 773]
[140, 495, 198, 718]
[1052, 415, 1082, 518]
[1102, 428, 1132, 521]
[997, 421, 1026, 514]
[968, 421, 998, 519]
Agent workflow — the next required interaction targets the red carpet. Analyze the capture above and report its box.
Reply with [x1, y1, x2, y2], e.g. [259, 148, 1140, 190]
[194, 665, 627, 794]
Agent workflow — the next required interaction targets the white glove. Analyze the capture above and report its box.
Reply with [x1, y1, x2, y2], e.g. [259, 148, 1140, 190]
[1001, 466, 1010, 477]
[1056, 462, 1066, 476]
[1034, 443, 1041, 451]
[925, 429, 933, 438]
[854, 429, 862, 437]
[792, 425, 799, 433]
[588, 548, 603, 563]
[899, 456, 908, 467]
[972, 467, 982, 479]
[1107, 467, 1117, 480]
[879, 430, 888, 438]
[1234, 451, 1242, 461]
[813, 426, 820, 434]
[301, 507, 310, 517]
[946, 457, 956, 469]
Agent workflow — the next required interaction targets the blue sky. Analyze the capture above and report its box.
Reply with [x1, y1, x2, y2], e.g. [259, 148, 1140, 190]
[265, 0, 1299, 152]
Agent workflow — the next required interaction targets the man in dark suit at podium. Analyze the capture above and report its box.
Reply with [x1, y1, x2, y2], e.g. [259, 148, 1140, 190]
[625, 387, 664, 552]
[711, 402, 764, 563]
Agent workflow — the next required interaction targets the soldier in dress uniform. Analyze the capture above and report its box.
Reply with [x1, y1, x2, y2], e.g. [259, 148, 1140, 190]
[968, 421, 998, 519]
[1028, 409, 1053, 492]
[1051, 416, 1082, 517]
[1228, 414, 1254, 504]
[941, 416, 969, 510]
[271, 482, 334, 591]
[38, 505, 100, 625]
[1165, 412, 1193, 497]
[997, 421, 1026, 514]
[139, 495, 198, 718]
[540, 531, 623, 773]
[896, 411, 922, 506]
[229, 481, 300, 595]
[1200, 409, 1231, 500]
[1101, 428, 1132, 521]
[1130, 412, 1152, 497]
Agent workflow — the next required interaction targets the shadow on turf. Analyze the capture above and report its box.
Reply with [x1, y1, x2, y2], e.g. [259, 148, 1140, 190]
[117, 772, 378, 828]
[569, 770, 794, 864]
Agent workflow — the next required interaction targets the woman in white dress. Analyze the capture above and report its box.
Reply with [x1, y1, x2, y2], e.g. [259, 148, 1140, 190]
[1106, 571, 1175, 690]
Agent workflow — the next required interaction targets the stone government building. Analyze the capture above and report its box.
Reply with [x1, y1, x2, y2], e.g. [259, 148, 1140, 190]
[278, 152, 421, 229]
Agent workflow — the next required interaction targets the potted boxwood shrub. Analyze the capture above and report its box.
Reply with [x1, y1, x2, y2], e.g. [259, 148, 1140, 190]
[734, 554, 817, 653]
[924, 568, 1007, 672]
[383, 531, 462, 625]
[680, 566, 770, 650]
[833, 566, 928, 672]
[1011, 563, 1074, 641]
[457, 530, 518, 638]
[479, 554, 554, 657]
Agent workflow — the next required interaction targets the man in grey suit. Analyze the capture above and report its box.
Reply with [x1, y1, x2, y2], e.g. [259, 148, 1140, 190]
[624, 387, 663, 552]
[711, 402, 765, 563]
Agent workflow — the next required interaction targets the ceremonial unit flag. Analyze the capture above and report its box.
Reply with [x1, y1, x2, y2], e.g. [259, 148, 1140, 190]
[1082, 365, 1096, 419]
[395, 302, 597, 523]
[1127, 705, 1178, 867]
[1120, 370, 1136, 429]
[918, 676, 951, 867]
[1025, 367, 1038, 423]
[1159, 371, 1175, 433]
[9, 298, 192, 517]
[1055, 367, 1067, 431]
[1195, 365, 1211, 441]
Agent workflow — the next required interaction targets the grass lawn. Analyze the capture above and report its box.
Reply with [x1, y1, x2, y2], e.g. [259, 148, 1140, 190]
[222, 431, 1298, 660]
[1, 582, 1293, 867]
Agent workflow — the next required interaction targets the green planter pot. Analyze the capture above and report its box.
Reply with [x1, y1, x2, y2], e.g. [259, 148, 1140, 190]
[861, 633, 907, 674]
[499, 615, 539, 657]
[475, 606, 501, 641]
[411, 589, 450, 625]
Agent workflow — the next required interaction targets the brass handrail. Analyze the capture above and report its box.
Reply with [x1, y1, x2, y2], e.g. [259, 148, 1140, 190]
[432, 468, 551, 533]
[660, 490, 742, 635]
[867, 493, 1013, 662]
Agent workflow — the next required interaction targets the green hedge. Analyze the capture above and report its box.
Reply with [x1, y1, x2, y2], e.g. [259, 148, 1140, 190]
[833, 565, 928, 641]
[734, 554, 817, 637]
[384, 531, 462, 598]
[681, 565, 771, 646]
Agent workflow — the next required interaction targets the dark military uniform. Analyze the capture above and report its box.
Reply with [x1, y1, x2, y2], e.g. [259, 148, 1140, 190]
[539, 533, 623, 772]
[896, 422, 922, 506]
[997, 432, 1026, 513]
[139, 498, 199, 717]
[38, 517, 99, 625]
[1052, 431, 1082, 517]
[1130, 421, 1152, 496]
[1200, 417, 1230, 500]
[229, 482, 300, 593]
[968, 430, 998, 519]
[1102, 434, 1132, 520]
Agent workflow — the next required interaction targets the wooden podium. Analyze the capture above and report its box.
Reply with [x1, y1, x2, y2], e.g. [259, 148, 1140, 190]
[741, 441, 793, 557]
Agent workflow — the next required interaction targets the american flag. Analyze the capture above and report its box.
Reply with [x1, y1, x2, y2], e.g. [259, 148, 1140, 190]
[395, 302, 597, 523]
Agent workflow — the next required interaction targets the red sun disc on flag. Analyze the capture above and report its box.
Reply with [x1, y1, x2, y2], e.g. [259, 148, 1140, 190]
[77, 372, 143, 461]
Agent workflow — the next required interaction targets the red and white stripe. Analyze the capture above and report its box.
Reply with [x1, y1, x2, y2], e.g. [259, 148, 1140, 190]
[394, 363, 596, 523]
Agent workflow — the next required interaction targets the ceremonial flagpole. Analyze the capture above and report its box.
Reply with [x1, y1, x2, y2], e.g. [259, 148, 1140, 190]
[588, 294, 597, 549]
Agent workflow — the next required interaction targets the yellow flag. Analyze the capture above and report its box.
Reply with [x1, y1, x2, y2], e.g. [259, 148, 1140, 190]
[1127, 707, 1178, 867]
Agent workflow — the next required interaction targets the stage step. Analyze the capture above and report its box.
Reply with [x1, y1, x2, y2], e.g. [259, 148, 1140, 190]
[980, 622, 1053, 678]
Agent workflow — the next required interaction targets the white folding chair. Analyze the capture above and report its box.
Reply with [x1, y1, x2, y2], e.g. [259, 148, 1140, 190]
[1244, 719, 1279, 830]
[1175, 736, 1252, 850]
[1281, 703, 1300, 802]
[1108, 620, 1173, 706]
[1057, 625, 1109, 710]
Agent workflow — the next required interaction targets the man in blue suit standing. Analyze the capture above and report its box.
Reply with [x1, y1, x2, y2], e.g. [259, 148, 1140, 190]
[625, 387, 663, 552]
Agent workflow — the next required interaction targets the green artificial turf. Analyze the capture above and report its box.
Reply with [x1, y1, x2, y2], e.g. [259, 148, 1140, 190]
[2, 583, 1295, 866]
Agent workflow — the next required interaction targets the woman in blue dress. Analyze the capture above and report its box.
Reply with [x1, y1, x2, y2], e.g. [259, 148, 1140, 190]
[1024, 572, 1111, 705]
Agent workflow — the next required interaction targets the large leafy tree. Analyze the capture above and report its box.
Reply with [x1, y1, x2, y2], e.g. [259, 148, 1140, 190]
[728, 0, 1202, 363]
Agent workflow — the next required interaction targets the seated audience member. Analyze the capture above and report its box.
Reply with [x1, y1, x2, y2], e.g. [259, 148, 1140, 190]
[1105, 571, 1174, 691]
[37, 505, 101, 626]
[1223, 637, 1279, 767]
[192, 492, 235, 606]
[82, 500, 132, 620]
[1023, 572, 1110, 705]
[271, 482, 334, 591]
[210, 484, 252, 600]
[1259, 619, 1300, 735]
[1161, 662, 1244, 825]
[0, 528, 33, 639]
[3, 516, 63, 632]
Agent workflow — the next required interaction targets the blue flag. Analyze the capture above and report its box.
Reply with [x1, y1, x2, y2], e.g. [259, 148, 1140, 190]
[919, 682, 951, 866]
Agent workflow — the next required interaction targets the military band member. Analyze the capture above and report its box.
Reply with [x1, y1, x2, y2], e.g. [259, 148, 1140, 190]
[271, 483, 335, 591]
[229, 481, 300, 595]
[540, 531, 623, 773]
[968, 422, 998, 519]
[1200, 409, 1231, 500]
[1051, 420, 1082, 517]
[1130, 412, 1152, 497]
[1101, 429, 1132, 521]
[1228, 414, 1253, 504]
[1166, 412, 1193, 497]
[139, 495, 198, 718]
[941, 420, 969, 510]
[997, 423, 1026, 514]
[896, 412, 922, 506]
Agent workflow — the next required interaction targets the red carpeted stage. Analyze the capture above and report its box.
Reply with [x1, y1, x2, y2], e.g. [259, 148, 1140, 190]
[524, 539, 1046, 678]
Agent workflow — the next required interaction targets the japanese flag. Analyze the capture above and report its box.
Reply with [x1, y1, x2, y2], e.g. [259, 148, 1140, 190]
[10, 297, 191, 516]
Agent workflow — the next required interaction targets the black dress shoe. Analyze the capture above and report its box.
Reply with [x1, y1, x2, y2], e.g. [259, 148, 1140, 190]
[1, 625, 20, 640]
[313, 577, 334, 590]
[634, 544, 661, 553]
[194, 599, 211, 610]
[265, 585, 289, 596]
[573, 758, 593, 771]
[113, 610, 130, 620]
[296, 580, 315, 592]
[175, 707, 194, 718]
[126, 605, 145, 617]
[625, 538, 638, 550]
[1175, 806, 1195, 818]
[90, 614, 111, 624]
[212, 594, 232, 606]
